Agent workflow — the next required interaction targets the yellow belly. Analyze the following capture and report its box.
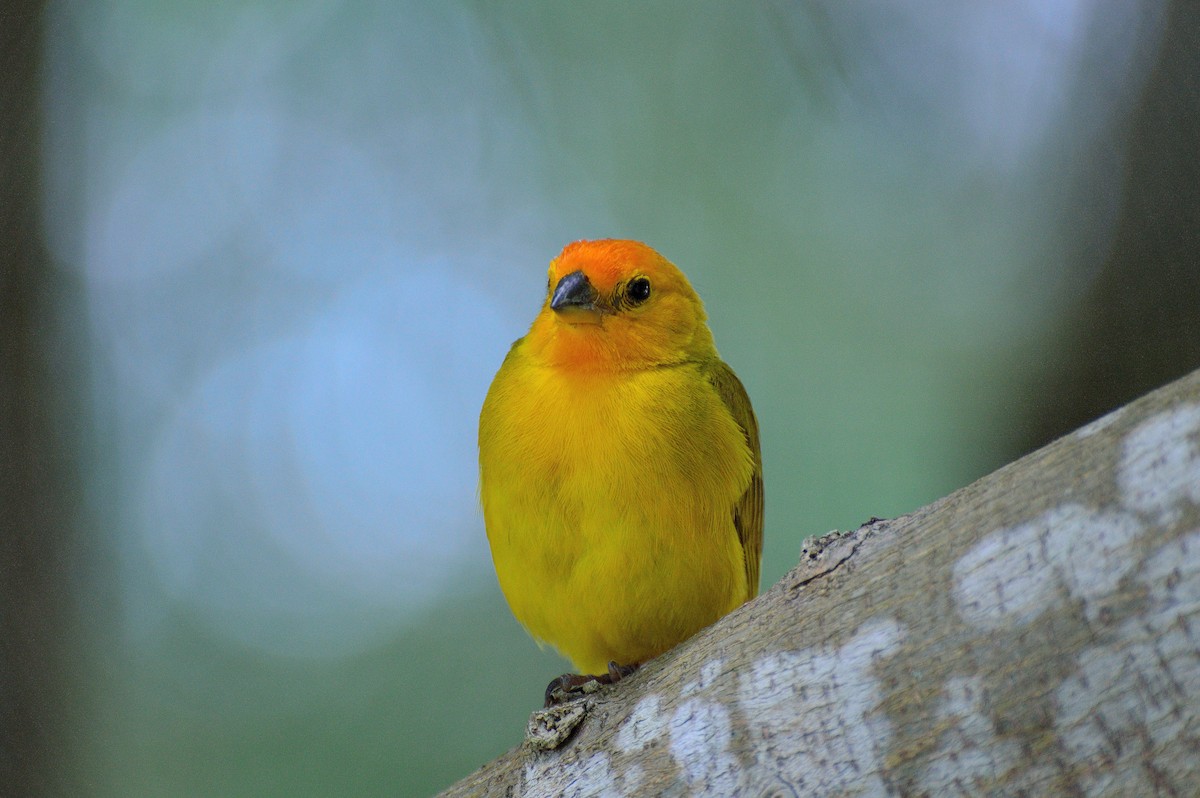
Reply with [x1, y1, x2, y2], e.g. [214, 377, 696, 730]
[479, 354, 752, 674]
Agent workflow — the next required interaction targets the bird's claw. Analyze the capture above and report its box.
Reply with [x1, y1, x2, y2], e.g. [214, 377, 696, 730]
[544, 661, 641, 707]
[606, 660, 639, 682]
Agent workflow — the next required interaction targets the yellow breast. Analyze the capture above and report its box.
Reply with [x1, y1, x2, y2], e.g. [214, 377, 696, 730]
[478, 346, 752, 673]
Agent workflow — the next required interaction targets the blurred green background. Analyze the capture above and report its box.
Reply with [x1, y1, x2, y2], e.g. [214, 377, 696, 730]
[4, 1, 1199, 796]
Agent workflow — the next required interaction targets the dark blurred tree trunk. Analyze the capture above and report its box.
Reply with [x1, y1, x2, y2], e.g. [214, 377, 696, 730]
[1, 3, 77, 795]
[1025, 0, 1200, 447]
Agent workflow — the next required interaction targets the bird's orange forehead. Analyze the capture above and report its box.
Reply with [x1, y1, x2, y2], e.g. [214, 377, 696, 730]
[549, 239, 668, 292]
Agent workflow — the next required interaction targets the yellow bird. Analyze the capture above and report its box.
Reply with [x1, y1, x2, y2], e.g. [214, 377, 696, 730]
[478, 239, 763, 697]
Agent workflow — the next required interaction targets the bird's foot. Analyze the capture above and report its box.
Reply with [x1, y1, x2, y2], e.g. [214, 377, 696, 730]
[544, 661, 640, 707]
[606, 660, 639, 682]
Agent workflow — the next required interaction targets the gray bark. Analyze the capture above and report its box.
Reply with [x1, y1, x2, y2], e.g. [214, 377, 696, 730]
[441, 367, 1200, 798]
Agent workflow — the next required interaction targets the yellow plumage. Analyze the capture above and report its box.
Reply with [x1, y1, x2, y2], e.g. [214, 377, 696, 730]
[478, 239, 763, 675]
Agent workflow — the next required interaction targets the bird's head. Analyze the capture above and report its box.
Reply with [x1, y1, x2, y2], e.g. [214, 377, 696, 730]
[526, 239, 715, 372]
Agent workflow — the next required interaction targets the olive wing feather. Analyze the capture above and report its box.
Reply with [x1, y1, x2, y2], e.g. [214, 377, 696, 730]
[706, 360, 764, 599]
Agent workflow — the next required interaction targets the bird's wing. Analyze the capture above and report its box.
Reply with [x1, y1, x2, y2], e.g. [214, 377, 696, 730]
[707, 360, 764, 599]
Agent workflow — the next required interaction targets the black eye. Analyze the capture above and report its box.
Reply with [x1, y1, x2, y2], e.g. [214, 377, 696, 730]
[626, 277, 651, 305]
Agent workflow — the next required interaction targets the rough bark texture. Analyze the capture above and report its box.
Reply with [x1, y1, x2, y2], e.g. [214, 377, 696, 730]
[440, 368, 1200, 797]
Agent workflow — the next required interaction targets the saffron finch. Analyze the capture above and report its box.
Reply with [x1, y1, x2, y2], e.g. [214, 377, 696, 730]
[478, 239, 763, 695]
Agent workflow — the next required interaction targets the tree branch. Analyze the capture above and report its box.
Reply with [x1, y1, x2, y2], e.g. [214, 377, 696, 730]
[441, 367, 1200, 797]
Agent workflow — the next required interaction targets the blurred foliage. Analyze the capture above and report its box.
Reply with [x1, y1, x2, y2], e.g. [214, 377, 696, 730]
[76, 586, 560, 796]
